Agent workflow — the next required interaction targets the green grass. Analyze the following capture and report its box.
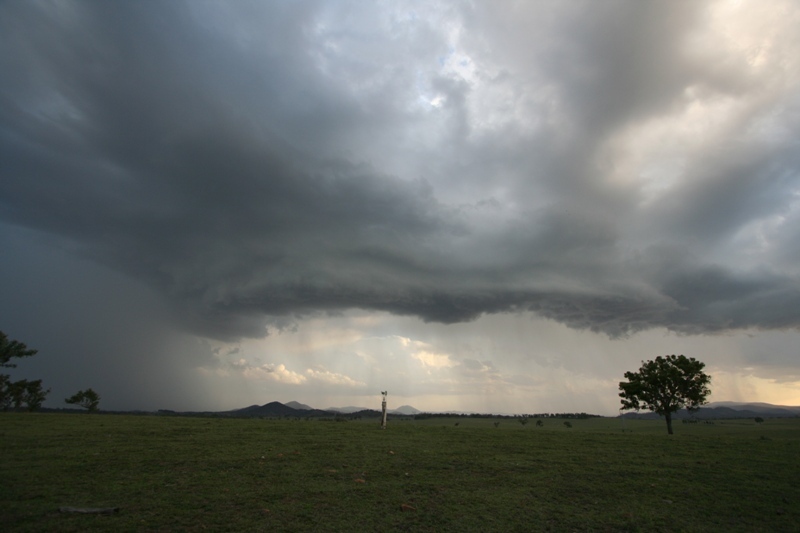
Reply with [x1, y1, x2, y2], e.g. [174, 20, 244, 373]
[2, 414, 798, 532]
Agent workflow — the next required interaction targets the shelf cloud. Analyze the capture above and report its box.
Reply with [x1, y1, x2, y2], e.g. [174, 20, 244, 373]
[2, 1, 799, 412]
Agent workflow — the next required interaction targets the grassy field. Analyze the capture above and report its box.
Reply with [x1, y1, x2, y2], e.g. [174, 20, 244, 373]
[2, 413, 798, 532]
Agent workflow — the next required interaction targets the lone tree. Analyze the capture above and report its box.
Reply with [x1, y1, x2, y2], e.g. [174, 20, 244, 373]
[619, 355, 711, 435]
[0, 331, 50, 411]
[65, 388, 101, 412]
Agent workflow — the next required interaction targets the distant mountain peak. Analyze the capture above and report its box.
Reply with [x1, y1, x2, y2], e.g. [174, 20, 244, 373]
[392, 405, 421, 415]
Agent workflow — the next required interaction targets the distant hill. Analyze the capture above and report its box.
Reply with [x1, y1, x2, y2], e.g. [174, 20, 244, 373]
[705, 401, 800, 415]
[393, 405, 421, 415]
[229, 402, 333, 418]
[285, 401, 314, 411]
[233, 401, 300, 417]
[620, 401, 800, 420]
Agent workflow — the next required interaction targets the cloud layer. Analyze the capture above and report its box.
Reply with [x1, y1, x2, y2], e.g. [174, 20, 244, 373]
[2, 0, 800, 346]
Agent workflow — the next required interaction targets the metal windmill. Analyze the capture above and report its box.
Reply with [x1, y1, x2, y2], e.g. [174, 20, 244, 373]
[380, 391, 388, 429]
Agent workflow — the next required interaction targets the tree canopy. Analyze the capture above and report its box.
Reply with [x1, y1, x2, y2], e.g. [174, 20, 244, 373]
[1, 331, 38, 368]
[1, 331, 50, 411]
[619, 354, 711, 435]
[65, 388, 101, 412]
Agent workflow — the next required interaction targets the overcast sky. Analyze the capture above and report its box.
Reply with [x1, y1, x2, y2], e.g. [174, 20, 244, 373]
[2, 0, 799, 415]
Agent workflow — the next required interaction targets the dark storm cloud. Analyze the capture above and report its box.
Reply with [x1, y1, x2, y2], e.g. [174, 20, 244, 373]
[2, 1, 799, 341]
[643, 143, 800, 248]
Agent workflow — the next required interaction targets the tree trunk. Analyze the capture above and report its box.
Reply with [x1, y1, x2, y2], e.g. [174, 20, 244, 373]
[665, 412, 673, 435]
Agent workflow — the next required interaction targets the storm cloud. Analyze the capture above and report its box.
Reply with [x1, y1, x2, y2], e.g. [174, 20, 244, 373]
[2, 1, 800, 412]
[4, 0, 799, 342]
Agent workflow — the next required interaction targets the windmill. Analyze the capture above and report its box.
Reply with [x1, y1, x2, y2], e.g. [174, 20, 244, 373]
[380, 391, 388, 429]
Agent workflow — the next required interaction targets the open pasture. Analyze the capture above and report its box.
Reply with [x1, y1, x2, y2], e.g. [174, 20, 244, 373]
[2, 413, 798, 531]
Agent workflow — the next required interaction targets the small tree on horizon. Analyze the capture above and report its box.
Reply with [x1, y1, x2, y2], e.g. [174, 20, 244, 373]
[22, 380, 50, 411]
[65, 388, 101, 413]
[619, 355, 711, 435]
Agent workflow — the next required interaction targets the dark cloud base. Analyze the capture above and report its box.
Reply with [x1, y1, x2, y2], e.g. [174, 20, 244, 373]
[2, 1, 799, 343]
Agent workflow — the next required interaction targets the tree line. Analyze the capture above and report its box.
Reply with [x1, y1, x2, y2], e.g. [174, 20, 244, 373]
[1, 331, 100, 413]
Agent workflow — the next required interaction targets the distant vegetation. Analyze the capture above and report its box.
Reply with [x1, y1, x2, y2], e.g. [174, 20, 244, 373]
[412, 411, 601, 420]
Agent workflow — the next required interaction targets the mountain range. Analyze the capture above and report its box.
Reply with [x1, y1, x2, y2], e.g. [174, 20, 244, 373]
[225, 400, 799, 420]
[620, 401, 800, 420]
[706, 401, 800, 413]
[215, 401, 421, 419]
